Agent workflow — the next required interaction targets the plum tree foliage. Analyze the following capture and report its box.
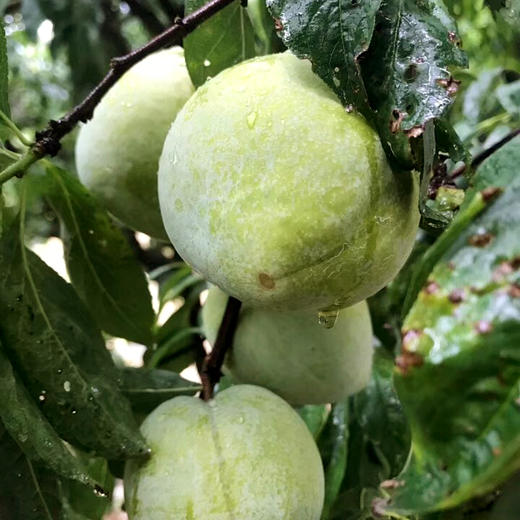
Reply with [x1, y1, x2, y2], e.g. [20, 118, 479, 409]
[202, 286, 374, 405]
[0, 1, 519, 519]
[158, 52, 420, 311]
[75, 47, 194, 239]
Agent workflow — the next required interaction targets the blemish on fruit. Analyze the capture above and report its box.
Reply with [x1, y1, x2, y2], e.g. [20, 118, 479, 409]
[468, 232, 493, 247]
[258, 273, 275, 289]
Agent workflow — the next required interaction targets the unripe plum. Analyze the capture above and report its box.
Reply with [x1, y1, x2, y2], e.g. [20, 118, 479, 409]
[124, 385, 324, 519]
[158, 52, 420, 310]
[202, 286, 373, 405]
[76, 47, 194, 239]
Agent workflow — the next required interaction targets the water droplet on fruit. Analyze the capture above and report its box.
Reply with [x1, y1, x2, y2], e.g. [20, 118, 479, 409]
[317, 309, 339, 329]
[247, 111, 257, 129]
[203, 59, 211, 67]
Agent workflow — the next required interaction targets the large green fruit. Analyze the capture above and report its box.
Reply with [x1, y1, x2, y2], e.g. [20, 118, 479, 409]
[202, 286, 373, 405]
[76, 47, 194, 239]
[158, 52, 420, 310]
[124, 385, 324, 519]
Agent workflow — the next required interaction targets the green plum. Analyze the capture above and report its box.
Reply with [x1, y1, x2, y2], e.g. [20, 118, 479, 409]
[75, 47, 194, 239]
[124, 385, 324, 519]
[202, 286, 374, 405]
[158, 51, 420, 310]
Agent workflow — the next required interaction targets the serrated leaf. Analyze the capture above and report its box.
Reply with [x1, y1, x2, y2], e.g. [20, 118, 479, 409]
[0, 342, 99, 488]
[119, 367, 201, 414]
[0, 198, 147, 460]
[0, 22, 9, 119]
[184, 0, 256, 87]
[45, 164, 154, 346]
[320, 402, 349, 520]
[0, 424, 62, 520]
[267, 0, 382, 115]
[386, 174, 520, 513]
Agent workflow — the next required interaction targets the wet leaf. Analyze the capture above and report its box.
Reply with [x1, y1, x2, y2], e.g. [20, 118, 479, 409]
[45, 164, 154, 346]
[185, 0, 256, 87]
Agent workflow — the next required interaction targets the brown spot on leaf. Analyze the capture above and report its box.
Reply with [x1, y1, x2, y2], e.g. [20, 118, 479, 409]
[512, 257, 520, 270]
[494, 261, 514, 282]
[492, 447, 502, 457]
[475, 321, 493, 334]
[258, 273, 275, 290]
[469, 232, 493, 247]
[396, 350, 424, 375]
[509, 284, 520, 298]
[481, 186, 502, 202]
[390, 109, 405, 133]
[448, 31, 462, 47]
[437, 76, 461, 96]
[448, 289, 465, 303]
[406, 125, 424, 138]
[425, 281, 440, 294]
[274, 18, 283, 31]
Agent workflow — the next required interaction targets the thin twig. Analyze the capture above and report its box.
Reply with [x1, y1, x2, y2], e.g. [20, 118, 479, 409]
[200, 296, 242, 400]
[0, 0, 237, 187]
[450, 127, 520, 179]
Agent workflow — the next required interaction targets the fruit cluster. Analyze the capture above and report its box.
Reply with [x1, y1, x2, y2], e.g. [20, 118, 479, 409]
[75, 47, 419, 520]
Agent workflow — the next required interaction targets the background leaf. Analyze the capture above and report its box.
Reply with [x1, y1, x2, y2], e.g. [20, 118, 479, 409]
[0, 201, 147, 460]
[45, 164, 154, 346]
[0, 21, 9, 119]
[184, 0, 256, 87]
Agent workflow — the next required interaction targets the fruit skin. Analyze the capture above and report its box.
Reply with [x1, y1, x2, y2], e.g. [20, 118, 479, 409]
[124, 385, 324, 520]
[158, 51, 420, 310]
[202, 286, 374, 405]
[75, 47, 194, 239]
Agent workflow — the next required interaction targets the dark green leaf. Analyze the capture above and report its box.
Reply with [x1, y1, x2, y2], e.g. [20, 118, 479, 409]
[296, 404, 330, 440]
[0, 201, 147, 460]
[159, 266, 201, 309]
[0, 423, 61, 520]
[45, 164, 154, 346]
[267, 0, 382, 115]
[119, 367, 201, 414]
[0, 342, 99, 488]
[320, 402, 349, 520]
[0, 22, 9, 119]
[247, 0, 284, 54]
[185, 0, 256, 87]
[386, 177, 520, 514]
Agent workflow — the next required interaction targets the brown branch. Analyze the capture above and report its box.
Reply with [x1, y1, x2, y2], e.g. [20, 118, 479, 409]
[450, 128, 520, 179]
[29, 0, 237, 162]
[200, 297, 242, 400]
[126, 0, 167, 35]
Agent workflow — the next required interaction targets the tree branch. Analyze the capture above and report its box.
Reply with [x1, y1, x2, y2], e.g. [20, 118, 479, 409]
[200, 296, 242, 400]
[125, 0, 167, 35]
[0, 0, 237, 185]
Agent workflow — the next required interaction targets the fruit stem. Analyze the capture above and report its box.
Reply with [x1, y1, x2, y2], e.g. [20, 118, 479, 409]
[200, 296, 242, 400]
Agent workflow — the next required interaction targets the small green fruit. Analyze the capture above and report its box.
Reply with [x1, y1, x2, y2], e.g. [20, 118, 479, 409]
[124, 385, 324, 519]
[158, 52, 419, 310]
[76, 47, 194, 239]
[202, 286, 374, 405]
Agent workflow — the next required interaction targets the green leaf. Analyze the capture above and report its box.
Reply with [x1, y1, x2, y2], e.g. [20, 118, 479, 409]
[119, 367, 201, 414]
[184, 0, 256, 87]
[267, 0, 468, 168]
[320, 402, 349, 520]
[296, 404, 330, 440]
[247, 0, 284, 54]
[0, 342, 99, 488]
[386, 176, 520, 514]
[0, 424, 61, 520]
[495, 80, 520, 117]
[0, 199, 148, 460]
[266, 0, 382, 115]
[159, 266, 201, 309]
[45, 164, 154, 346]
[0, 22, 9, 119]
